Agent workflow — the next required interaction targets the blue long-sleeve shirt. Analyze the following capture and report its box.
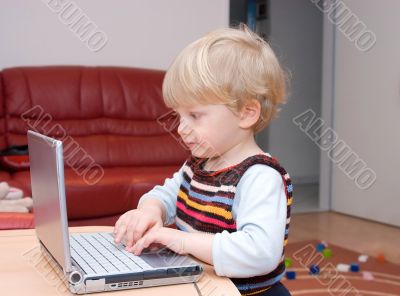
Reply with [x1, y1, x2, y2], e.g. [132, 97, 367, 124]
[139, 161, 287, 278]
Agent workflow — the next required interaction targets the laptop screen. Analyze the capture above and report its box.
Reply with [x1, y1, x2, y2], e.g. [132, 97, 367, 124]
[28, 130, 73, 273]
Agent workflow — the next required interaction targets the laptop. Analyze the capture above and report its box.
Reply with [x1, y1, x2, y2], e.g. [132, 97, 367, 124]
[27, 130, 203, 294]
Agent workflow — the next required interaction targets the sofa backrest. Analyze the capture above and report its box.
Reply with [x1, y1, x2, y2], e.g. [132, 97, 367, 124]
[1, 66, 188, 168]
[0, 72, 6, 150]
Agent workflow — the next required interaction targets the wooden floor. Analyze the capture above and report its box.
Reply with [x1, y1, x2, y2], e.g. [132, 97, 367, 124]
[289, 211, 400, 264]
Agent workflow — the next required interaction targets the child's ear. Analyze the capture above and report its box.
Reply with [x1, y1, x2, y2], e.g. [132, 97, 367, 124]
[239, 99, 261, 129]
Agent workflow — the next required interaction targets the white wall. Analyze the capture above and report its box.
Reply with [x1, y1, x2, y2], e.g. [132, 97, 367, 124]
[0, 0, 229, 70]
[330, 0, 400, 226]
[257, 0, 323, 184]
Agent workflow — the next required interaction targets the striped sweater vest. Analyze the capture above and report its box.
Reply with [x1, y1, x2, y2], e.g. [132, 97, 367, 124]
[176, 154, 293, 296]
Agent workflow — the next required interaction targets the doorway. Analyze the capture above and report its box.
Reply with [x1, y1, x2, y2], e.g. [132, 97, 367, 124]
[230, 0, 324, 213]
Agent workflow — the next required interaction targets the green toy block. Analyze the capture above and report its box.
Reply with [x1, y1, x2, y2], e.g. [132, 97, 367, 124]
[285, 257, 293, 268]
[322, 248, 332, 259]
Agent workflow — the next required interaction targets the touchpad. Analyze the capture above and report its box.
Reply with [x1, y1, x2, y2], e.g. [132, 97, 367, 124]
[140, 248, 196, 268]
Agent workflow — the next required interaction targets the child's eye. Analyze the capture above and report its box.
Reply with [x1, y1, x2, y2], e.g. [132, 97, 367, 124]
[189, 112, 200, 119]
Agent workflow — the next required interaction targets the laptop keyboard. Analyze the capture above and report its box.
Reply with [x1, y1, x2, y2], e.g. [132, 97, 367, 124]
[70, 232, 153, 275]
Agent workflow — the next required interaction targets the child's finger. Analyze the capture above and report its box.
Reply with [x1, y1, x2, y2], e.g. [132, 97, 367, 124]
[113, 214, 125, 235]
[124, 219, 139, 249]
[132, 234, 154, 255]
[113, 223, 119, 236]
[113, 223, 127, 244]
[132, 218, 152, 243]
[148, 243, 163, 252]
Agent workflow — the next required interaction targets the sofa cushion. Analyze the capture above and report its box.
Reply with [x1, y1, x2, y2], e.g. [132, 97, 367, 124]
[0, 170, 11, 181]
[0, 155, 30, 171]
[68, 214, 121, 227]
[0, 72, 6, 150]
[12, 165, 181, 220]
[0, 170, 26, 190]
[0, 212, 34, 230]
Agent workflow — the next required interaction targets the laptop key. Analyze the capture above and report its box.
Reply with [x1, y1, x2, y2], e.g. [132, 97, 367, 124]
[70, 233, 152, 275]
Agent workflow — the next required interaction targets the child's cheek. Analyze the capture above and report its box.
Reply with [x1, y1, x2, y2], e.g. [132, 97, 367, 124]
[191, 145, 209, 158]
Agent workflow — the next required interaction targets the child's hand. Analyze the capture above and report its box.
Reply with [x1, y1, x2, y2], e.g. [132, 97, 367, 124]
[113, 207, 163, 250]
[128, 227, 187, 256]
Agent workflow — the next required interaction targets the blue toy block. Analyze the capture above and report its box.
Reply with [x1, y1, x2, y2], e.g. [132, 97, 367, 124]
[286, 271, 296, 280]
[309, 264, 320, 275]
[350, 263, 360, 272]
[316, 243, 326, 252]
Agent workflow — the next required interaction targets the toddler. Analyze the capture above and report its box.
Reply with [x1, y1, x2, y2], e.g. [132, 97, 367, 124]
[114, 24, 293, 296]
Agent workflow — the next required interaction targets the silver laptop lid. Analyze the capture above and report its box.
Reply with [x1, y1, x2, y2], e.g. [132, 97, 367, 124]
[28, 130, 73, 274]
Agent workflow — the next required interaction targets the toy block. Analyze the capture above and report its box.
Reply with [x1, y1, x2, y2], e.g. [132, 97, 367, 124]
[377, 253, 386, 264]
[358, 254, 368, 263]
[350, 263, 360, 272]
[284, 258, 293, 268]
[316, 243, 326, 252]
[309, 264, 320, 275]
[336, 263, 350, 272]
[322, 248, 332, 259]
[286, 271, 296, 280]
[362, 271, 374, 281]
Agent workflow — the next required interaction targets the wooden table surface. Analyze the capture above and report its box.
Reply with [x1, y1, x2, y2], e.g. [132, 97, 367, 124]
[0, 226, 240, 296]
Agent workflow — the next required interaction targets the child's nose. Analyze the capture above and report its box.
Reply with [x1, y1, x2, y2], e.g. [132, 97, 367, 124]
[177, 119, 191, 136]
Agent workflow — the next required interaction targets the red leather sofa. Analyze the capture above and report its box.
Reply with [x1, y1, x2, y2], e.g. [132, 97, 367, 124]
[0, 66, 188, 229]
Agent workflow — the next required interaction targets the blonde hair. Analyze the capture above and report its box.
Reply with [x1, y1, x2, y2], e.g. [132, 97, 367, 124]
[162, 24, 287, 133]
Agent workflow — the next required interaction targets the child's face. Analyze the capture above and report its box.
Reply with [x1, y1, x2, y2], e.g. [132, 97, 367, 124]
[175, 104, 244, 159]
